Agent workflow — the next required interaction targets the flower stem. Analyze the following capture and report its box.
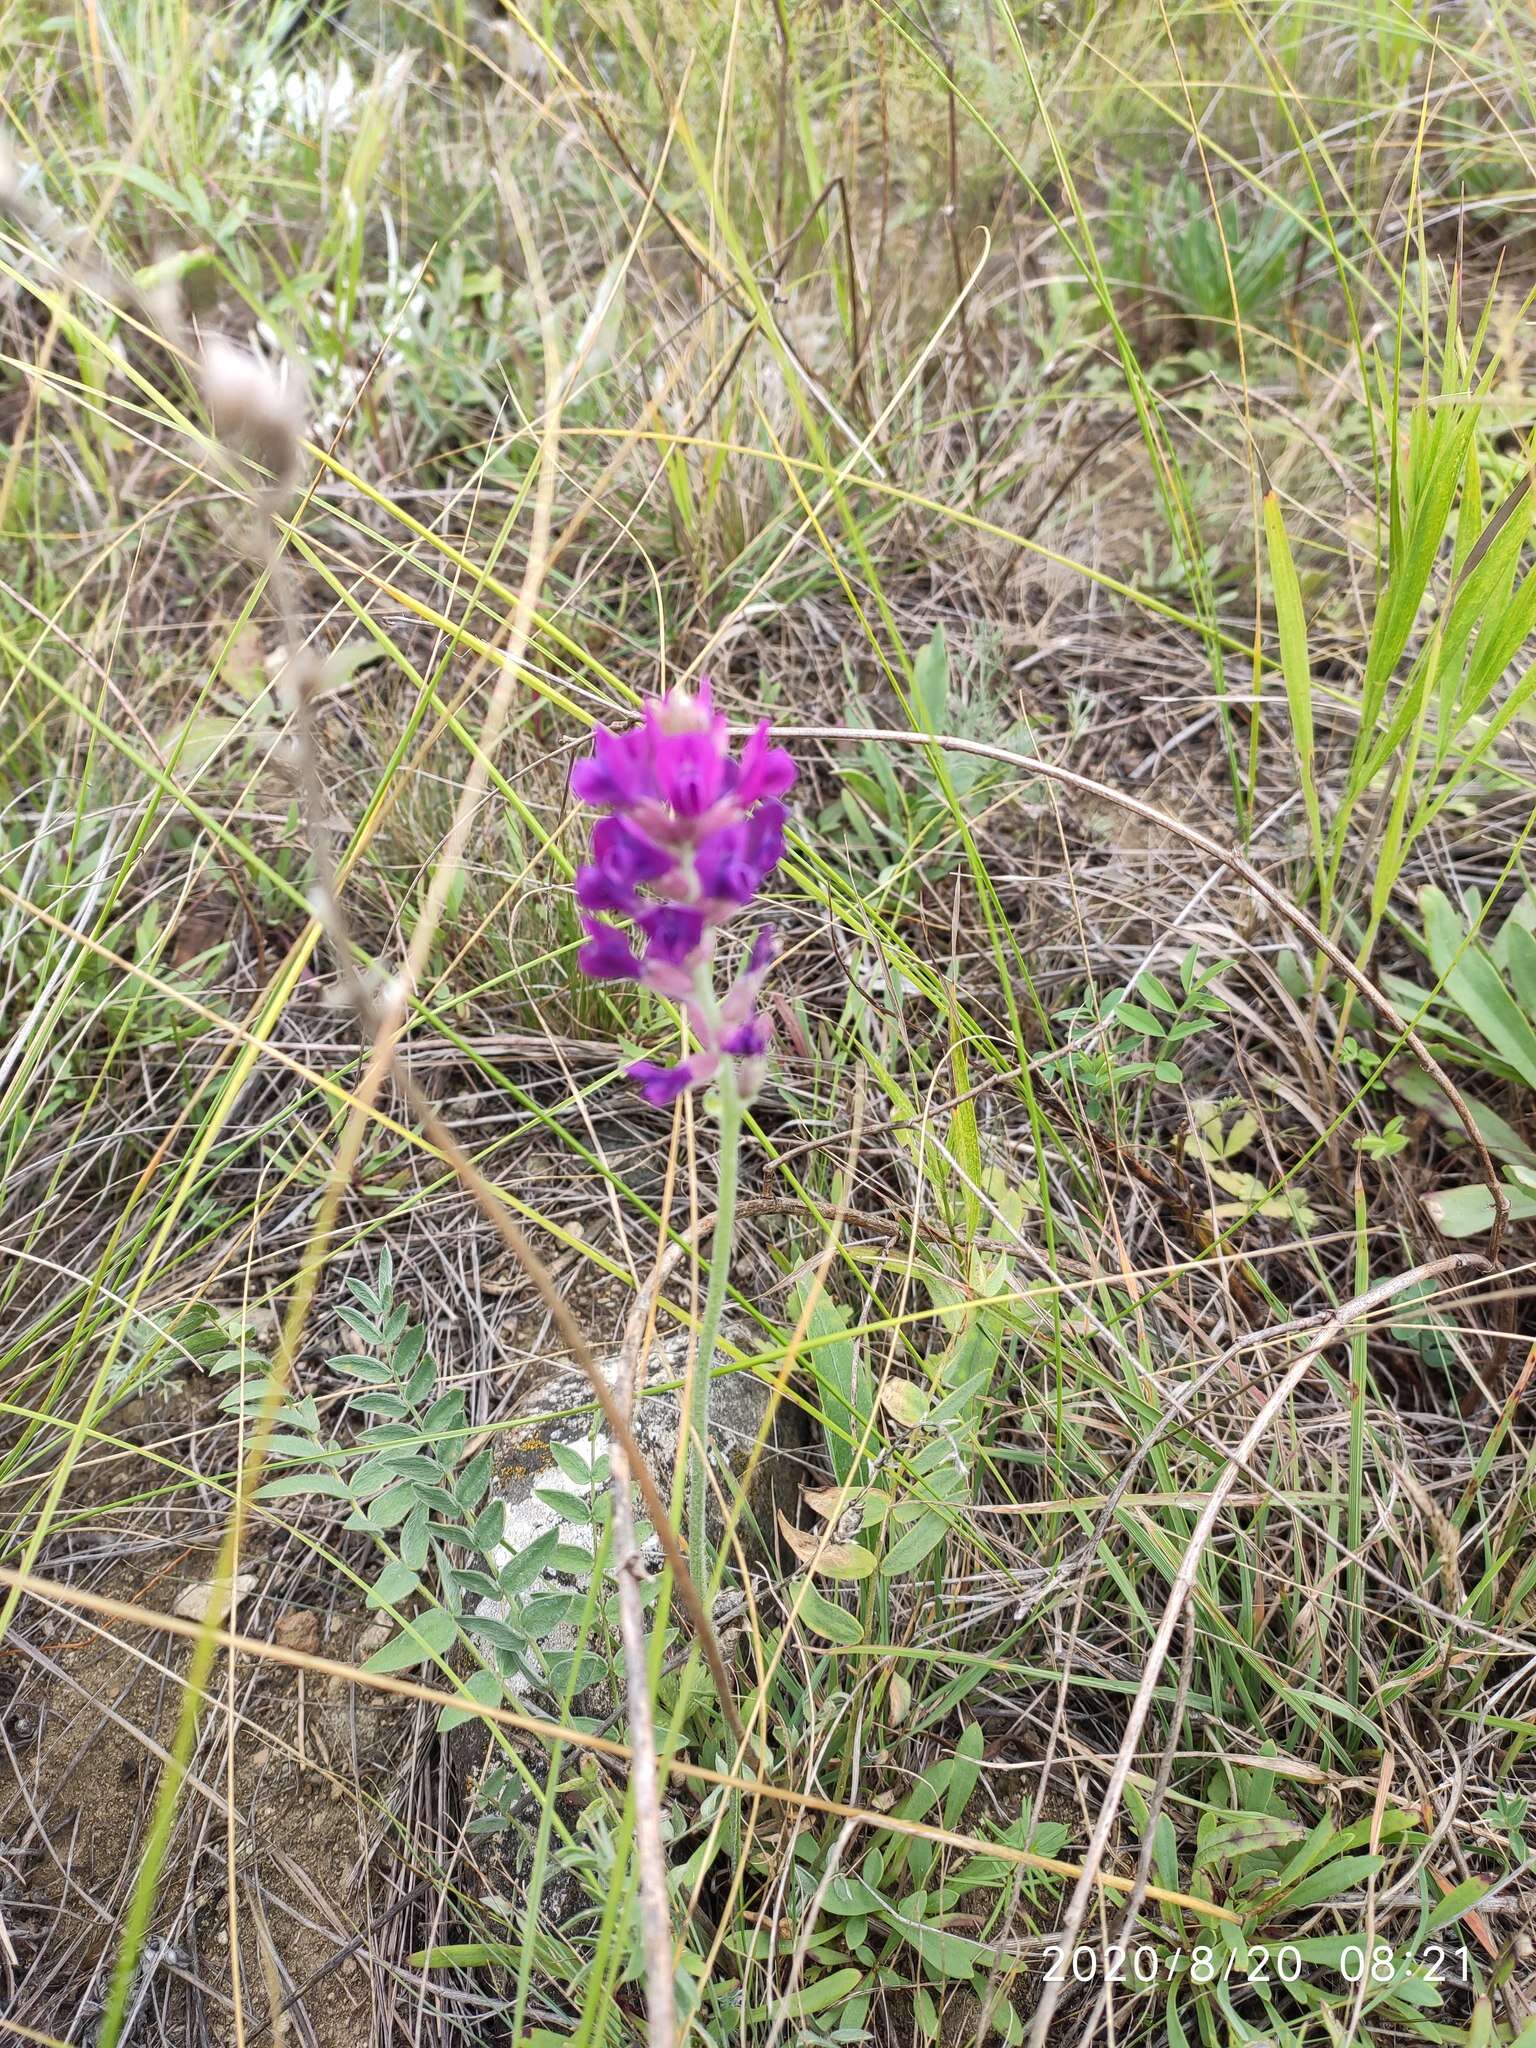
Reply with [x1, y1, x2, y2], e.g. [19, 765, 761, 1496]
[688, 1064, 741, 1586]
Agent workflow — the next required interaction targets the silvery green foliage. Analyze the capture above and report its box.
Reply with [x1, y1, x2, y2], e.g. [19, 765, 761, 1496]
[216, 1250, 635, 1750]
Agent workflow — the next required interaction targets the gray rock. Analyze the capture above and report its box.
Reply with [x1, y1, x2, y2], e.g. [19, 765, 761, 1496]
[487, 1321, 778, 1615]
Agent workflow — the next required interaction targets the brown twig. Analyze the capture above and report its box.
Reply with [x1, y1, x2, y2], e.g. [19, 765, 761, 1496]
[609, 1382, 677, 2048]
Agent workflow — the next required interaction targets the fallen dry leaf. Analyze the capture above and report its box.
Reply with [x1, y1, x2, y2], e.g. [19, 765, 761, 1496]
[1428, 1868, 1498, 1958]
[777, 1511, 878, 1580]
[802, 1482, 890, 1522]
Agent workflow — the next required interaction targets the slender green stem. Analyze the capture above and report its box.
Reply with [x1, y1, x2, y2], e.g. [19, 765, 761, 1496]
[1346, 1173, 1368, 1713]
[688, 1066, 742, 1585]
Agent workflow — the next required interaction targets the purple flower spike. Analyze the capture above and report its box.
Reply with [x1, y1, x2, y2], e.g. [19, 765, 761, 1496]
[569, 678, 794, 1107]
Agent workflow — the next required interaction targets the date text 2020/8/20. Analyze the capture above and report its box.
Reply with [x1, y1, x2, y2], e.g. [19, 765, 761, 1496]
[1039, 1943, 1474, 1986]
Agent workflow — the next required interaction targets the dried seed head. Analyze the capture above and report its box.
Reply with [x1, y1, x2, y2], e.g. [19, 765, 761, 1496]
[276, 646, 324, 710]
[199, 333, 305, 490]
[142, 278, 187, 346]
[0, 137, 21, 214]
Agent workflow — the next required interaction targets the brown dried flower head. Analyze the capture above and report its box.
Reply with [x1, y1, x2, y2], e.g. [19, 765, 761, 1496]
[0, 137, 21, 215]
[199, 333, 305, 492]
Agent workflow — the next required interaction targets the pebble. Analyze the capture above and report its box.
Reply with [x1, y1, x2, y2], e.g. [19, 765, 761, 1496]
[275, 1609, 321, 1655]
[355, 1619, 392, 1661]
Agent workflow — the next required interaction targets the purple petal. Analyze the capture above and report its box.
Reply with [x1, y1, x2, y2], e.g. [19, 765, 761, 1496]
[577, 916, 643, 981]
[593, 815, 674, 892]
[570, 725, 651, 809]
[735, 721, 797, 804]
[696, 801, 785, 906]
[721, 1014, 772, 1057]
[569, 757, 611, 805]
[638, 903, 708, 965]
[576, 864, 639, 915]
[653, 730, 727, 818]
[744, 797, 787, 873]
[627, 1056, 705, 1107]
[694, 823, 757, 906]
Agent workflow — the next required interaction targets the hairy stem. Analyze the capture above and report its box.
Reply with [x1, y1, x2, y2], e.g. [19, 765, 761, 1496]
[688, 1067, 742, 1585]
